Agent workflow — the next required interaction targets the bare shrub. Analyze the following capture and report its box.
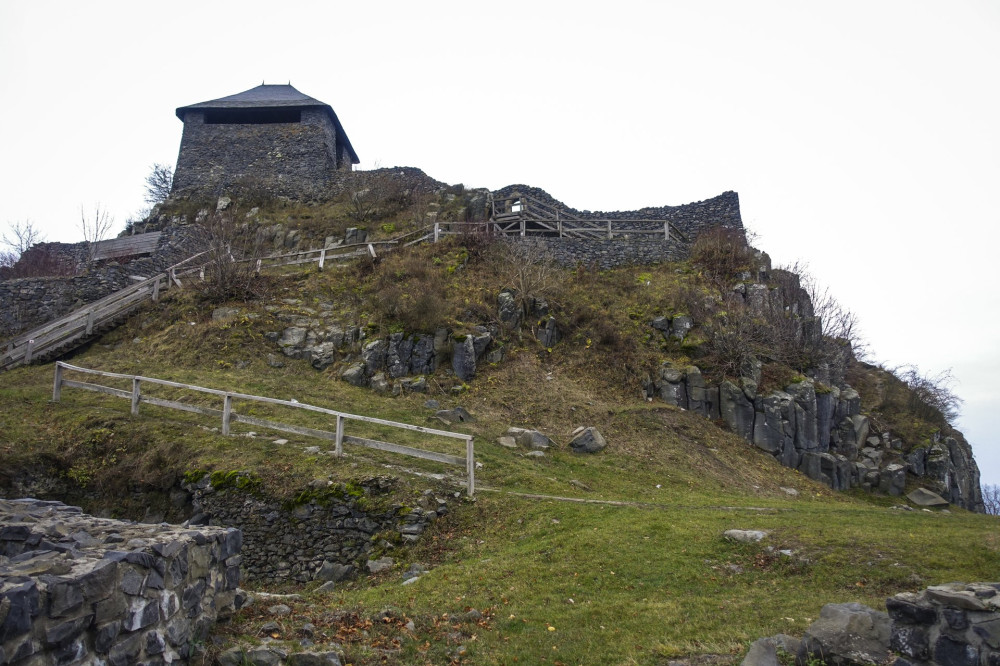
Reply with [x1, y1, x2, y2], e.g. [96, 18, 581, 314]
[79, 204, 116, 265]
[498, 240, 560, 321]
[892, 365, 963, 427]
[348, 169, 406, 224]
[983, 484, 1000, 516]
[367, 250, 448, 333]
[703, 294, 770, 379]
[690, 226, 755, 282]
[196, 209, 267, 304]
[3, 245, 75, 279]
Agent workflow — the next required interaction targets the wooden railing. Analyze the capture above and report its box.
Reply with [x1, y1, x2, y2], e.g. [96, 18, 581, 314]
[1, 251, 212, 371]
[52, 362, 476, 496]
[489, 193, 689, 242]
[0, 232, 426, 371]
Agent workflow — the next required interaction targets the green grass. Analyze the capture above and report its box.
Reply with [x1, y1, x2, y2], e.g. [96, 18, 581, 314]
[1, 245, 997, 665]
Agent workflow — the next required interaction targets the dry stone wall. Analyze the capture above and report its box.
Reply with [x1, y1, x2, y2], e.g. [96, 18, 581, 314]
[0, 225, 206, 339]
[491, 185, 744, 240]
[512, 236, 689, 270]
[889, 582, 1000, 665]
[179, 475, 450, 584]
[0, 498, 242, 665]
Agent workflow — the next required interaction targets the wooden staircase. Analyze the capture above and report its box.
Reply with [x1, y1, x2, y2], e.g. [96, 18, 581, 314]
[1, 255, 205, 371]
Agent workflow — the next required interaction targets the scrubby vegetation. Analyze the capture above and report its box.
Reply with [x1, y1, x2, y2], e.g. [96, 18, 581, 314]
[1, 187, 995, 665]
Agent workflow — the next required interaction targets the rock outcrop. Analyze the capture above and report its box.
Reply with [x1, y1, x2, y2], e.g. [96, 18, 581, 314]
[652, 362, 983, 511]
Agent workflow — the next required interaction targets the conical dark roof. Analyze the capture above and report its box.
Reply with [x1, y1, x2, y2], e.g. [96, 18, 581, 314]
[176, 84, 359, 164]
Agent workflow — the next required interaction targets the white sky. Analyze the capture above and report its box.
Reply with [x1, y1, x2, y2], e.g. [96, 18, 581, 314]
[1, 1, 998, 485]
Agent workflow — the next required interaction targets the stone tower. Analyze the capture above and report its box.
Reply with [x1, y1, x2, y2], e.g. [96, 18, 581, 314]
[172, 84, 359, 198]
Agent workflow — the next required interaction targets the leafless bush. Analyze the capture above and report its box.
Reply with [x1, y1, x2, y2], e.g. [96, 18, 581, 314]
[144, 163, 174, 205]
[690, 226, 755, 283]
[780, 260, 867, 359]
[499, 240, 560, 321]
[196, 209, 267, 303]
[79, 204, 116, 265]
[891, 365, 963, 427]
[348, 169, 407, 224]
[703, 294, 771, 379]
[983, 484, 1000, 516]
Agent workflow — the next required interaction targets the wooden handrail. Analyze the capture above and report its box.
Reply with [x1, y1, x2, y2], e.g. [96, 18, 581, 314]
[53, 362, 476, 496]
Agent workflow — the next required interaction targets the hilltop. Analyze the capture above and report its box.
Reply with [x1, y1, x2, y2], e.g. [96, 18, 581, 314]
[0, 171, 996, 665]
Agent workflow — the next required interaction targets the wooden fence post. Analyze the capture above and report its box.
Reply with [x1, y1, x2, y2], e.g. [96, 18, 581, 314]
[131, 377, 141, 416]
[520, 218, 526, 237]
[607, 220, 612, 239]
[434, 222, 440, 243]
[368, 244, 377, 258]
[86, 311, 95, 336]
[52, 364, 63, 402]
[335, 415, 344, 457]
[152, 277, 161, 302]
[25, 339, 34, 364]
[199, 266, 205, 281]
[222, 394, 232, 436]
[318, 249, 326, 270]
[466, 437, 475, 497]
[664, 222, 669, 241]
[557, 211, 562, 238]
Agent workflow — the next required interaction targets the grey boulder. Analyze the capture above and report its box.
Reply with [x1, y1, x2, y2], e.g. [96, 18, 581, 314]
[568, 427, 606, 454]
[798, 602, 891, 665]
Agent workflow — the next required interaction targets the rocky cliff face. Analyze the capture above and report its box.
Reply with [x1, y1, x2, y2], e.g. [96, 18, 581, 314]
[649, 360, 983, 511]
[643, 253, 984, 512]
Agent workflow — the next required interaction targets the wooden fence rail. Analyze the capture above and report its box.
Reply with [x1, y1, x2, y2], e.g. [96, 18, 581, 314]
[487, 193, 689, 243]
[52, 362, 475, 496]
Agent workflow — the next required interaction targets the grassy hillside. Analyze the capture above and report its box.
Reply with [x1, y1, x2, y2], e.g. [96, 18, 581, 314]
[1, 202, 997, 664]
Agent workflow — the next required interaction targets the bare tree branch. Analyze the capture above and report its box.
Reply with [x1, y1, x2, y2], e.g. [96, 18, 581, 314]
[79, 204, 116, 266]
[144, 163, 174, 205]
[2, 220, 45, 256]
[983, 484, 1000, 516]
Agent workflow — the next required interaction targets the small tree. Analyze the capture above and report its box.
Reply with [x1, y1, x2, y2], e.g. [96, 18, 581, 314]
[2, 220, 45, 257]
[144, 163, 174, 205]
[79, 204, 116, 265]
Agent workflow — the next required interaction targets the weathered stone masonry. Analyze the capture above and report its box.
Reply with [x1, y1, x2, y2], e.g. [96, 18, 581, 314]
[172, 84, 359, 200]
[492, 185, 744, 239]
[0, 226, 204, 339]
[0, 498, 241, 665]
[180, 474, 449, 584]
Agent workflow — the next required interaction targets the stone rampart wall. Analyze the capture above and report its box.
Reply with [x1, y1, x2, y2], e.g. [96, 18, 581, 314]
[0, 268, 131, 340]
[491, 185, 744, 241]
[0, 498, 241, 665]
[512, 236, 689, 270]
[180, 475, 449, 584]
[0, 226, 206, 339]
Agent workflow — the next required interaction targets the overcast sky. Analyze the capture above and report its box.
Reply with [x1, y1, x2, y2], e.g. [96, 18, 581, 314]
[1, 1, 997, 486]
